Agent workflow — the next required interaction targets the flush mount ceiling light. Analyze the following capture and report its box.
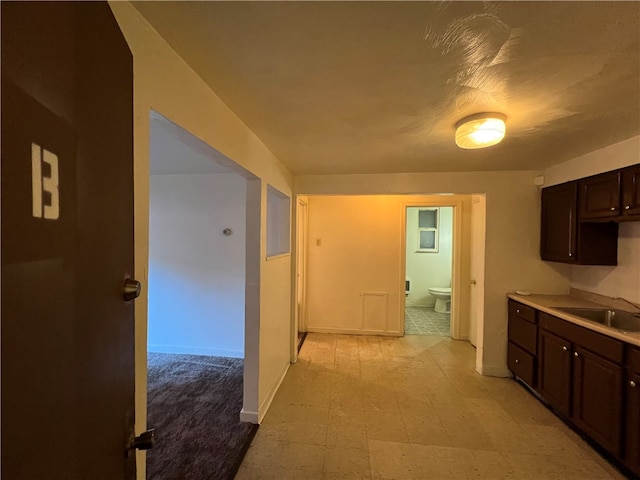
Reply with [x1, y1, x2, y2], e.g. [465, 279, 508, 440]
[455, 112, 507, 149]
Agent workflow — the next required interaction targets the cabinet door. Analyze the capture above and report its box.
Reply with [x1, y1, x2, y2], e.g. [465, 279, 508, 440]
[622, 165, 640, 218]
[538, 330, 572, 416]
[572, 347, 623, 457]
[541, 182, 577, 263]
[579, 171, 621, 220]
[625, 370, 640, 476]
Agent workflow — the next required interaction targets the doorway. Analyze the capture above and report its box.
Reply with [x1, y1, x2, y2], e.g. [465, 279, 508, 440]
[145, 111, 261, 478]
[404, 206, 454, 336]
[294, 197, 309, 358]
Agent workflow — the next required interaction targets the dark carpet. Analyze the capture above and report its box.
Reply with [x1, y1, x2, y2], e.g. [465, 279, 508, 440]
[146, 353, 258, 480]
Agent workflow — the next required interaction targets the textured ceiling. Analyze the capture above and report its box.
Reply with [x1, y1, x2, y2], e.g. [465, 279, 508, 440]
[134, 1, 640, 175]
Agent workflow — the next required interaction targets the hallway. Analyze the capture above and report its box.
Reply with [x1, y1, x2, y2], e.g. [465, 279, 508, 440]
[237, 333, 623, 479]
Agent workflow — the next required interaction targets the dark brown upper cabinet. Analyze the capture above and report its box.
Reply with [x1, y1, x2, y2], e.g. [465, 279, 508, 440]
[579, 171, 621, 220]
[622, 164, 640, 219]
[541, 181, 618, 265]
[577, 164, 640, 222]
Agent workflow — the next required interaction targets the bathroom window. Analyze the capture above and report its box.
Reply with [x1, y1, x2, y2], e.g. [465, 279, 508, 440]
[417, 208, 439, 252]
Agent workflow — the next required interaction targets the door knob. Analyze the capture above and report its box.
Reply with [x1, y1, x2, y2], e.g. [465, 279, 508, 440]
[129, 429, 155, 451]
[123, 279, 141, 301]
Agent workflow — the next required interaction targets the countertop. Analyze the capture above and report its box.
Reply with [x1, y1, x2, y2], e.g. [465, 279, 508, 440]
[506, 292, 640, 348]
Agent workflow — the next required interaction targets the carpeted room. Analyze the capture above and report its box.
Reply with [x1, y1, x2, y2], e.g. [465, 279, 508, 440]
[146, 114, 256, 479]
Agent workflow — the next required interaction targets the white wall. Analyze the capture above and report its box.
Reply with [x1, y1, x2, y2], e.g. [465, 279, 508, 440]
[406, 207, 453, 307]
[148, 173, 246, 357]
[543, 135, 640, 303]
[109, 4, 294, 475]
[296, 172, 571, 376]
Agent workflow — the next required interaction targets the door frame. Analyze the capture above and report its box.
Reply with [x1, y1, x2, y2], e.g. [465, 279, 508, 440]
[400, 198, 464, 339]
[291, 196, 308, 362]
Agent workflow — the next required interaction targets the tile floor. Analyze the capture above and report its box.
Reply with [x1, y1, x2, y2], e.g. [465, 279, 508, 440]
[236, 333, 625, 480]
[405, 306, 450, 336]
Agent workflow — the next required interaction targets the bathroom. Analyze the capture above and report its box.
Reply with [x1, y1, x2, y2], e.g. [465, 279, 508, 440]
[405, 206, 453, 336]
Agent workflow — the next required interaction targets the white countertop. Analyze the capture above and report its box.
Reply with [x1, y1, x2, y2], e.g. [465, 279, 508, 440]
[506, 292, 640, 348]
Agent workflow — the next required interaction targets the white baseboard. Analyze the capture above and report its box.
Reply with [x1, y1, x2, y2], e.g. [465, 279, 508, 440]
[478, 365, 510, 377]
[147, 344, 244, 358]
[240, 408, 259, 424]
[307, 326, 402, 336]
[257, 360, 290, 423]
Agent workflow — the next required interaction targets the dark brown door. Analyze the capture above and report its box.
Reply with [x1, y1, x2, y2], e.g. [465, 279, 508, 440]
[578, 171, 621, 220]
[571, 347, 623, 457]
[2, 3, 136, 479]
[538, 330, 572, 416]
[622, 164, 640, 218]
[540, 182, 577, 263]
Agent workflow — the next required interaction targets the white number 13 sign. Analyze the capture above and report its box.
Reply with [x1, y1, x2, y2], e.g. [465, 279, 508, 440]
[31, 142, 60, 220]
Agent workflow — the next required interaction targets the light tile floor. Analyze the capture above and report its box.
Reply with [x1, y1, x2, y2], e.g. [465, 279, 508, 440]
[236, 333, 625, 480]
[405, 307, 450, 336]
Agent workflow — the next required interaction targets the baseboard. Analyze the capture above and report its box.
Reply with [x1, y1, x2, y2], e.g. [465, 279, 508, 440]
[147, 345, 244, 358]
[239, 408, 259, 424]
[306, 326, 402, 336]
[478, 364, 510, 377]
[257, 360, 290, 423]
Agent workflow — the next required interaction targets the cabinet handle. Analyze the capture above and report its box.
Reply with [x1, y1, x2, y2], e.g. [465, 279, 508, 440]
[631, 381, 637, 388]
[625, 205, 631, 210]
[611, 207, 616, 211]
[515, 359, 519, 364]
[562, 346, 568, 351]
[516, 309, 520, 313]
[574, 352, 579, 357]
[568, 253, 572, 257]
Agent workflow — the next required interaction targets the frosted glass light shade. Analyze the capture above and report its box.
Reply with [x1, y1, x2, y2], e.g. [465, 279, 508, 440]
[455, 113, 506, 149]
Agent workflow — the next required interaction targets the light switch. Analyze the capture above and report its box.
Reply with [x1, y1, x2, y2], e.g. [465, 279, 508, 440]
[316, 238, 322, 246]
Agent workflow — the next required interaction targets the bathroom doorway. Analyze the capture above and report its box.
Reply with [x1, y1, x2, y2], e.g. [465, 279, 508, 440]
[404, 206, 454, 336]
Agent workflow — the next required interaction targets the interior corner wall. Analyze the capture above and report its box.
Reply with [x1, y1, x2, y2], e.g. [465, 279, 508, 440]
[148, 173, 246, 357]
[405, 207, 453, 307]
[109, 3, 294, 474]
[543, 135, 640, 303]
[295, 172, 572, 377]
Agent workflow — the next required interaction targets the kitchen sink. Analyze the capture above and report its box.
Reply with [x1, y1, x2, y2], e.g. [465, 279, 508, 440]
[553, 307, 640, 333]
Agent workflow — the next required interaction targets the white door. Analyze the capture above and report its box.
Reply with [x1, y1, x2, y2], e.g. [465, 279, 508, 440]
[469, 195, 486, 347]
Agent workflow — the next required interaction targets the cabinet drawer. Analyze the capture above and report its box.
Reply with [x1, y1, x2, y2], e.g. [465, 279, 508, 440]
[628, 346, 640, 374]
[539, 312, 624, 364]
[508, 342, 536, 387]
[508, 300, 536, 324]
[508, 314, 537, 355]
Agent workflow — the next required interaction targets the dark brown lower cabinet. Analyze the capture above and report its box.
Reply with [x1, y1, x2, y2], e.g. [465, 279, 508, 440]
[572, 346, 623, 457]
[538, 330, 572, 417]
[624, 370, 640, 476]
[537, 312, 628, 457]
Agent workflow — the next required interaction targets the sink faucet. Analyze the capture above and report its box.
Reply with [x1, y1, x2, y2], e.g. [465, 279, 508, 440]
[613, 297, 640, 314]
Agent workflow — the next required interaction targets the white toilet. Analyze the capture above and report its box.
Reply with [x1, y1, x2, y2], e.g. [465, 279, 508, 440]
[428, 287, 451, 313]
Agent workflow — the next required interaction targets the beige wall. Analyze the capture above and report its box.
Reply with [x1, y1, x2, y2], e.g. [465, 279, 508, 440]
[543, 135, 640, 303]
[306, 196, 406, 334]
[109, 3, 294, 476]
[305, 196, 469, 338]
[296, 172, 571, 376]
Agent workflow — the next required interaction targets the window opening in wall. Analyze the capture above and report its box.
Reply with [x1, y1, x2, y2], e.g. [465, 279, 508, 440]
[417, 208, 439, 252]
[267, 185, 291, 257]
